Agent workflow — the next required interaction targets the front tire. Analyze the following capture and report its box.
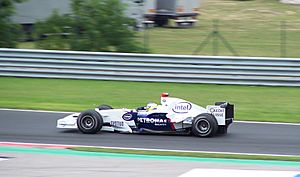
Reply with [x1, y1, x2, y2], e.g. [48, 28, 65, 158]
[77, 110, 103, 134]
[192, 113, 218, 137]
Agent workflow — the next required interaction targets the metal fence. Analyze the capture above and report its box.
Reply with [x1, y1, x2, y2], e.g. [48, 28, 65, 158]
[18, 20, 300, 58]
[138, 20, 300, 58]
[0, 48, 299, 86]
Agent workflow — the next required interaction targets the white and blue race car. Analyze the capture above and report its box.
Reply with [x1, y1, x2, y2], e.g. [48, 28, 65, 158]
[57, 93, 234, 137]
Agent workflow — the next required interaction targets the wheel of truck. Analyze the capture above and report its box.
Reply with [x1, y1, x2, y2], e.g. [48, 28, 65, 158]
[155, 16, 168, 27]
[77, 110, 103, 134]
[97, 104, 113, 110]
[192, 113, 218, 137]
[217, 125, 228, 135]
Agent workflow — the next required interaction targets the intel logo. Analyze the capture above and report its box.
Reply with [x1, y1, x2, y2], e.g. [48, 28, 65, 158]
[172, 102, 192, 113]
[122, 113, 132, 121]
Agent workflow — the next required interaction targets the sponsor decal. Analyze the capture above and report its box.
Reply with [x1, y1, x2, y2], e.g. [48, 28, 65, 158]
[172, 102, 192, 114]
[110, 121, 124, 127]
[209, 107, 225, 117]
[122, 113, 133, 121]
[137, 117, 169, 126]
[138, 118, 168, 124]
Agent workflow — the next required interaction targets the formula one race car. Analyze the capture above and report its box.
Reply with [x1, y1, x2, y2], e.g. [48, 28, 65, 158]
[57, 93, 234, 137]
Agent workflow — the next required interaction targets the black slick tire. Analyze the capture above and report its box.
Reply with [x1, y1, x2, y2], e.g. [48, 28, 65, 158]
[192, 113, 218, 137]
[77, 109, 103, 134]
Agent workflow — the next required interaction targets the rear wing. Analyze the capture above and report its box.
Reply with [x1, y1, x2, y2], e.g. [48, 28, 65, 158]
[215, 102, 234, 119]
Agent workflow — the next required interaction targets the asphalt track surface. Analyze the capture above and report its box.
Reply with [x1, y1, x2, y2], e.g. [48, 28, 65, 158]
[1, 152, 299, 177]
[0, 109, 300, 156]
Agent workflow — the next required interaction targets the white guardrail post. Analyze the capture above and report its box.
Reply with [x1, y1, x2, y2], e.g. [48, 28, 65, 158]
[0, 48, 299, 86]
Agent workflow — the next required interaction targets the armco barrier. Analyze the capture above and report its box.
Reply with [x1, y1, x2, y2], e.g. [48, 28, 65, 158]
[0, 48, 299, 86]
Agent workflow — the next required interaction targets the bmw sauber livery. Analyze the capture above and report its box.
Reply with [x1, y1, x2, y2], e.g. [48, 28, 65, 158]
[57, 93, 234, 137]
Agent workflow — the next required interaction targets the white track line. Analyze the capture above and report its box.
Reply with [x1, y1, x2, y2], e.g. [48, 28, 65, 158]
[0, 158, 8, 162]
[178, 169, 300, 177]
[1, 108, 300, 126]
[1, 141, 300, 157]
[235, 120, 300, 126]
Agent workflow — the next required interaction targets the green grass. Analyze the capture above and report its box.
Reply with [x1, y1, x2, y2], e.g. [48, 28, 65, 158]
[0, 77, 299, 123]
[70, 147, 300, 162]
[139, 0, 300, 57]
[18, 0, 300, 57]
[17, 42, 35, 49]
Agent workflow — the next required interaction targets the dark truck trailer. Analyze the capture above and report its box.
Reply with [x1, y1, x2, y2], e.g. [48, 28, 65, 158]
[144, 0, 200, 26]
[12, 0, 199, 36]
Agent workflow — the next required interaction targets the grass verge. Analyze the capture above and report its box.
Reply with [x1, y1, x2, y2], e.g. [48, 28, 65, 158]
[70, 147, 300, 162]
[0, 77, 299, 123]
[18, 0, 300, 57]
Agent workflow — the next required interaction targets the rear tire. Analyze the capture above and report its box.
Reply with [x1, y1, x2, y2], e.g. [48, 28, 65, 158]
[77, 110, 103, 134]
[192, 113, 218, 137]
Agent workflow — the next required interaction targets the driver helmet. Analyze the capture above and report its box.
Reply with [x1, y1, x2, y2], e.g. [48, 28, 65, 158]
[146, 102, 158, 112]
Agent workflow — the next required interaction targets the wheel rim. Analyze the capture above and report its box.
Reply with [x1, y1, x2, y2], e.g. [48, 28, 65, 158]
[196, 119, 211, 134]
[80, 115, 95, 130]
